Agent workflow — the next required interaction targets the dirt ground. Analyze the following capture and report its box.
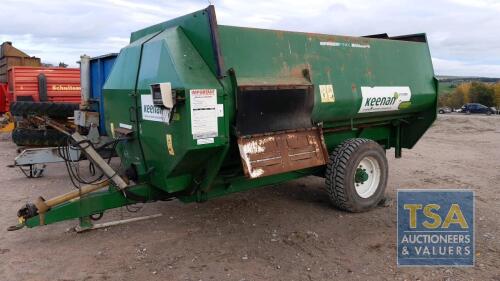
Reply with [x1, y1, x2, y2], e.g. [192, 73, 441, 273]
[0, 114, 499, 281]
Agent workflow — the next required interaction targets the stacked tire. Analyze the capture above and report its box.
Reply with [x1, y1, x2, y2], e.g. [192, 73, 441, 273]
[12, 128, 67, 146]
[10, 102, 78, 119]
[10, 101, 77, 147]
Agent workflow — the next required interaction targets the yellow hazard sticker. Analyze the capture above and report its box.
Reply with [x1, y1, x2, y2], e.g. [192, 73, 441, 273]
[110, 122, 115, 139]
[166, 134, 175, 156]
[319, 84, 335, 103]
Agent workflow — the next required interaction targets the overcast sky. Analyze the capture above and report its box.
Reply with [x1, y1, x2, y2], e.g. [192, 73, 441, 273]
[1, 0, 499, 77]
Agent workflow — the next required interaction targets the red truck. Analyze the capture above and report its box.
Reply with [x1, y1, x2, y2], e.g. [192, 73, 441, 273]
[0, 41, 41, 114]
[0, 42, 81, 145]
[8, 66, 81, 146]
[0, 83, 8, 113]
[8, 66, 80, 115]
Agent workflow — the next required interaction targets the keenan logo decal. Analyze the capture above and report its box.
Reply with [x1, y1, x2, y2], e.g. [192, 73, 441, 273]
[359, 86, 412, 113]
[364, 92, 398, 107]
[140, 94, 170, 123]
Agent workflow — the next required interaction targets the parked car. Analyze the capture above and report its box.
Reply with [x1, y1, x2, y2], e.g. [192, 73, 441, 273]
[460, 103, 494, 115]
[438, 107, 452, 114]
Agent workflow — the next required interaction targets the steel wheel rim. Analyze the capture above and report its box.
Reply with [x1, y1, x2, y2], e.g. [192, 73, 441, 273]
[354, 156, 381, 198]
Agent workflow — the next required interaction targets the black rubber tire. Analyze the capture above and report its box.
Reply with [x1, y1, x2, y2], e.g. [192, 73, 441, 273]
[12, 128, 68, 147]
[10, 102, 78, 118]
[325, 138, 388, 212]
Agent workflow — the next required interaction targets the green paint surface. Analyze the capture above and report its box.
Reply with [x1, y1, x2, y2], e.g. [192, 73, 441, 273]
[26, 6, 438, 228]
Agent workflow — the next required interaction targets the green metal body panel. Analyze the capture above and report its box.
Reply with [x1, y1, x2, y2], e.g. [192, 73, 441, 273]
[22, 6, 438, 228]
[24, 184, 162, 228]
[218, 26, 435, 123]
[105, 5, 436, 202]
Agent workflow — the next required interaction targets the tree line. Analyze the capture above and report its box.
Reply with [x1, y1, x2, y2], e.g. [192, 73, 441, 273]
[438, 82, 500, 109]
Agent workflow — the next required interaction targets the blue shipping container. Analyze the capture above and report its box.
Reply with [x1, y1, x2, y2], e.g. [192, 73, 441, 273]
[89, 53, 117, 135]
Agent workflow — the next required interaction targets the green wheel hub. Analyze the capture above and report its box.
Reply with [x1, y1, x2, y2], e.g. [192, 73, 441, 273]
[355, 167, 369, 184]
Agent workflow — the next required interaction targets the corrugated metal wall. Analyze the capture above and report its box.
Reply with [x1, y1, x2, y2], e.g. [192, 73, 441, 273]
[9, 67, 81, 103]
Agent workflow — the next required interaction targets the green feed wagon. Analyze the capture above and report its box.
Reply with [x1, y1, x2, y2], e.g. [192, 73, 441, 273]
[11, 5, 437, 231]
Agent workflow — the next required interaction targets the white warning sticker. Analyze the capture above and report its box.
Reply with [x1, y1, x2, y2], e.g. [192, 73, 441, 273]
[358, 86, 412, 113]
[190, 89, 218, 139]
[197, 138, 214, 145]
[119, 123, 132, 129]
[216, 104, 224, 117]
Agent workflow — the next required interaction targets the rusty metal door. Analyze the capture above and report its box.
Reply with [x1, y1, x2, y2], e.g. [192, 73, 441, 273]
[238, 128, 328, 178]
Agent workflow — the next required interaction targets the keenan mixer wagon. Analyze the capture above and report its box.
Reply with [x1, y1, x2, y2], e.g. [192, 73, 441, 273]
[10, 6, 437, 231]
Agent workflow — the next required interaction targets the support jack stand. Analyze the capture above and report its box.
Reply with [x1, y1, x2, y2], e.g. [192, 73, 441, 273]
[74, 213, 162, 233]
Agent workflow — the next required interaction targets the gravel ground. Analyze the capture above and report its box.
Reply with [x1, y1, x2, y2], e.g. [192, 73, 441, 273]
[0, 114, 499, 281]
